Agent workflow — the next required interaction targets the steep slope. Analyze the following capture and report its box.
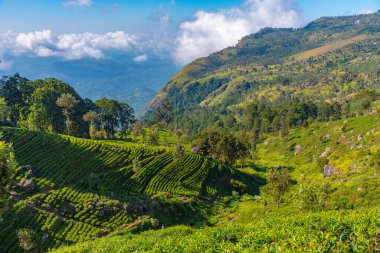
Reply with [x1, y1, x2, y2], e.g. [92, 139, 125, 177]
[145, 12, 380, 130]
[254, 115, 380, 209]
[0, 128, 256, 253]
[53, 115, 380, 253]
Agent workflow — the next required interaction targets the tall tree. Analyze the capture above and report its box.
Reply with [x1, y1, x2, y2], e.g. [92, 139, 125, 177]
[95, 98, 135, 139]
[131, 122, 143, 142]
[25, 78, 88, 136]
[0, 98, 10, 123]
[57, 93, 79, 136]
[148, 124, 159, 145]
[118, 102, 135, 137]
[83, 111, 99, 139]
[95, 99, 119, 139]
[265, 167, 290, 209]
[0, 141, 17, 210]
[0, 73, 30, 124]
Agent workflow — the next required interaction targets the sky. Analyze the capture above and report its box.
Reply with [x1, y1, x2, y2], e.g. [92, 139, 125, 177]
[0, 0, 379, 67]
[0, 0, 379, 113]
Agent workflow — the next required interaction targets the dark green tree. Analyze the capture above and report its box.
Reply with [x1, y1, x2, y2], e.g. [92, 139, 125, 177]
[193, 131, 249, 165]
[25, 78, 88, 136]
[56, 93, 79, 136]
[0, 98, 10, 123]
[265, 167, 290, 209]
[0, 140, 17, 210]
[95, 98, 135, 139]
[0, 73, 30, 124]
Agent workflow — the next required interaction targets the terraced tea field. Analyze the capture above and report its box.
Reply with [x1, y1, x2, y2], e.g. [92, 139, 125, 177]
[0, 128, 255, 252]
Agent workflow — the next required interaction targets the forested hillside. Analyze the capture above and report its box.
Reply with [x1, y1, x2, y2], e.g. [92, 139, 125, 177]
[146, 12, 380, 134]
[0, 75, 135, 139]
[0, 10, 379, 253]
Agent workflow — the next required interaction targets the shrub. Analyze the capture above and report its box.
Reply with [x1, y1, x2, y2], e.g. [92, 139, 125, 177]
[297, 185, 326, 211]
[264, 167, 290, 209]
[17, 228, 39, 252]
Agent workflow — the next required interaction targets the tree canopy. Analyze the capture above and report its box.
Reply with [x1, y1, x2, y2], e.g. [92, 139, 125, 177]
[0, 74, 135, 139]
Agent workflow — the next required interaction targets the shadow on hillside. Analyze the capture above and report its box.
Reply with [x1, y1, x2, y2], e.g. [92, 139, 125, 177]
[6, 128, 293, 251]
[231, 168, 266, 196]
[236, 163, 298, 196]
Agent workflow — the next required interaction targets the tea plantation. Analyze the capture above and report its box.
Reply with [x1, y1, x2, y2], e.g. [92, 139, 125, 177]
[53, 208, 380, 253]
[54, 115, 379, 252]
[0, 128, 256, 252]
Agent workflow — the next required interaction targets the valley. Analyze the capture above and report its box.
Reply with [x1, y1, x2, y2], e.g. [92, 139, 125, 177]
[0, 9, 379, 253]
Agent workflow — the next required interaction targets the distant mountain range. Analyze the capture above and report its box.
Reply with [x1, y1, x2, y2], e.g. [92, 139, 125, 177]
[0, 52, 180, 116]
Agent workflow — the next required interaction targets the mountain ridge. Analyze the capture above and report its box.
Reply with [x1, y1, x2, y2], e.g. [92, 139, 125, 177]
[144, 12, 380, 132]
[144, 11, 380, 124]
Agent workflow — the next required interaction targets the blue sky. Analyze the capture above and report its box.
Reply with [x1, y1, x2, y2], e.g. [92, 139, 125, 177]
[0, 0, 378, 34]
[1, 0, 379, 72]
[0, 0, 379, 114]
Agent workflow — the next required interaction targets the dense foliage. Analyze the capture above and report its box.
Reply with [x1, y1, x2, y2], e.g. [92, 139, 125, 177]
[0, 140, 17, 208]
[145, 12, 380, 135]
[192, 131, 249, 165]
[0, 75, 135, 138]
[1, 11, 380, 253]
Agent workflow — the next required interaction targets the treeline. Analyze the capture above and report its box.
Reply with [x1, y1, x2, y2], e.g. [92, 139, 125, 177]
[244, 90, 378, 135]
[0, 74, 135, 139]
[244, 98, 340, 135]
[155, 89, 379, 137]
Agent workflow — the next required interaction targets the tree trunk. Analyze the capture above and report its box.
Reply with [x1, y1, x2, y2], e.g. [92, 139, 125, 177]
[65, 113, 70, 136]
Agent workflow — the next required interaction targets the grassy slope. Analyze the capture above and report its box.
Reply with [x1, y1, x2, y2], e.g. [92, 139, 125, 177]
[293, 34, 373, 60]
[145, 12, 380, 129]
[53, 115, 380, 252]
[169, 12, 380, 88]
[216, 115, 380, 226]
[0, 128, 255, 253]
[53, 207, 380, 253]
[255, 115, 380, 207]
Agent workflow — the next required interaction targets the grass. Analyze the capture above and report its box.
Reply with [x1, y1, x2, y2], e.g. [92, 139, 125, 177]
[293, 34, 374, 61]
[0, 127, 255, 253]
[53, 207, 380, 253]
[52, 116, 380, 253]
[0, 116, 378, 252]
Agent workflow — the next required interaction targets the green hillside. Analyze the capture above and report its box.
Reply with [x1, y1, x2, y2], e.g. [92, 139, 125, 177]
[0, 128, 256, 253]
[50, 115, 380, 252]
[1, 10, 380, 253]
[52, 207, 380, 253]
[145, 12, 380, 133]
[234, 115, 380, 220]
[52, 115, 379, 253]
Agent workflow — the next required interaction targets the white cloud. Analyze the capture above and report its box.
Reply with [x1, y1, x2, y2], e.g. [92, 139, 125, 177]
[357, 8, 375, 15]
[134, 54, 148, 62]
[55, 31, 136, 59]
[64, 0, 92, 8]
[1, 30, 137, 60]
[145, 12, 175, 53]
[173, 0, 302, 65]
[16, 30, 52, 50]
